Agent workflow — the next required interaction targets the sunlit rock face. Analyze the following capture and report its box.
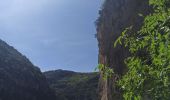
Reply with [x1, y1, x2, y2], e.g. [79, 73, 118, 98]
[0, 39, 56, 100]
[96, 0, 150, 99]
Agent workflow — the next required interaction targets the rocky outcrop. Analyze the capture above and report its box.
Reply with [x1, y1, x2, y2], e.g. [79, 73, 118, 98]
[0, 39, 56, 100]
[96, 0, 150, 100]
[44, 70, 99, 100]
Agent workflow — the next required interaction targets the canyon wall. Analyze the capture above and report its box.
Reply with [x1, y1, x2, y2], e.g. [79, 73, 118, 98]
[0, 39, 56, 100]
[96, 0, 150, 99]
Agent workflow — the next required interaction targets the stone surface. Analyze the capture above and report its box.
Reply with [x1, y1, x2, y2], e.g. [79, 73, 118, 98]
[96, 0, 150, 99]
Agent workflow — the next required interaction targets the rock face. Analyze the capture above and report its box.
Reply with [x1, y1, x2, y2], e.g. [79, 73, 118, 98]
[96, 0, 150, 100]
[0, 39, 56, 100]
[44, 70, 99, 100]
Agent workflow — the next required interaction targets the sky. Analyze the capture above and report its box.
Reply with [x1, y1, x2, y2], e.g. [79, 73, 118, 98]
[0, 0, 103, 72]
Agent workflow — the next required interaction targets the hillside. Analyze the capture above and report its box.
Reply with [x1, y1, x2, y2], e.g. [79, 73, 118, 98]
[0, 38, 99, 100]
[0, 39, 56, 100]
[44, 70, 99, 100]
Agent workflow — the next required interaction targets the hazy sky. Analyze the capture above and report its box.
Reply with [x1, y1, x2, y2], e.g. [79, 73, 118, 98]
[0, 0, 103, 72]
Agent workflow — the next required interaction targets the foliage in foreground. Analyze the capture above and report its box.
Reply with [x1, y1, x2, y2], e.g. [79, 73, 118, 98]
[96, 64, 114, 80]
[114, 0, 170, 99]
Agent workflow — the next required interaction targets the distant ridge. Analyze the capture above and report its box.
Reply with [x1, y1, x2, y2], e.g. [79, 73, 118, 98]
[44, 69, 99, 100]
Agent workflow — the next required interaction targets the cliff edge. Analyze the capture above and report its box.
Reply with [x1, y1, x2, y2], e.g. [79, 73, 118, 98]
[96, 0, 150, 99]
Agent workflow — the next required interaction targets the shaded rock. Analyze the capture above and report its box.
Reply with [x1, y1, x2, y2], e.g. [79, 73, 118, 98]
[0, 39, 56, 100]
[96, 0, 150, 99]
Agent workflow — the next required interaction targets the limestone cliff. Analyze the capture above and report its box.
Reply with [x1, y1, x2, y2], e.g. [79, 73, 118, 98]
[96, 0, 150, 99]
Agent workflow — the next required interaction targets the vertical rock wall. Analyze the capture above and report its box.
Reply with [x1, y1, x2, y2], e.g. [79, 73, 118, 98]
[96, 0, 150, 99]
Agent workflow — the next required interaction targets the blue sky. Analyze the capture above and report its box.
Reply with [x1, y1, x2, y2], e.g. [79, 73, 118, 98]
[0, 0, 103, 72]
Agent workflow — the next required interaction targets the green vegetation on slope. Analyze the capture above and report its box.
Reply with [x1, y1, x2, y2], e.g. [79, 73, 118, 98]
[44, 70, 99, 100]
[0, 39, 56, 100]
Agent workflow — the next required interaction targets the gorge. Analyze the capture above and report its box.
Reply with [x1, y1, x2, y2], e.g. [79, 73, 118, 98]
[0, 0, 158, 100]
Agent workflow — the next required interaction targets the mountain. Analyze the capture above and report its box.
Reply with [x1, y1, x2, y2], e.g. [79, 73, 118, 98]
[44, 70, 99, 100]
[96, 0, 150, 99]
[0, 39, 56, 100]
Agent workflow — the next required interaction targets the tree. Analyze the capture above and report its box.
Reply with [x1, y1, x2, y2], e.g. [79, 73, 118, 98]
[115, 0, 170, 99]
